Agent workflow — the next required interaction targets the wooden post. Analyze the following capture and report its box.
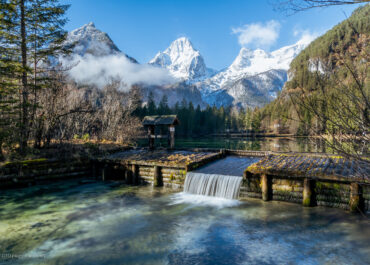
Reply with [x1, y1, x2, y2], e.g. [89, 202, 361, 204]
[153, 166, 163, 187]
[148, 125, 155, 150]
[122, 166, 126, 182]
[303, 178, 316, 207]
[126, 164, 133, 184]
[132, 164, 139, 185]
[168, 125, 175, 149]
[349, 183, 363, 213]
[261, 174, 271, 201]
[102, 165, 108, 181]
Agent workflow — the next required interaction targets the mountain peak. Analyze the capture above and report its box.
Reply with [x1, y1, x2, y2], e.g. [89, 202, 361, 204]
[70, 22, 99, 37]
[171, 37, 194, 48]
[165, 37, 197, 58]
[230, 48, 253, 70]
[66, 23, 120, 56]
[86, 22, 95, 28]
[65, 23, 137, 62]
[149, 37, 213, 80]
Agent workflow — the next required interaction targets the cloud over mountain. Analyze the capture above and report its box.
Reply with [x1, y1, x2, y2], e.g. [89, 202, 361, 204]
[62, 23, 176, 90]
[232, 20, 281, 49]
[65, 53, 177, 90]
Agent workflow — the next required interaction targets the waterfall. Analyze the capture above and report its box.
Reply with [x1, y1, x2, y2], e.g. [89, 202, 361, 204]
[184, 172, 242, 199]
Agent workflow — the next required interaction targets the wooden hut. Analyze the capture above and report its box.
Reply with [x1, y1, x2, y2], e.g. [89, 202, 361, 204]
[142, 115, 180, 150]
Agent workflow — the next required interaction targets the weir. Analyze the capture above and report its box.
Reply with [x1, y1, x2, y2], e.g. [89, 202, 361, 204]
[3, 148, 369, 213]
[184, 172, 242, 199]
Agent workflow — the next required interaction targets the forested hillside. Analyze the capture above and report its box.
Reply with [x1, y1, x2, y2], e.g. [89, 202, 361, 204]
[259, 4, 369, 136]
[133, 92, 263, 136]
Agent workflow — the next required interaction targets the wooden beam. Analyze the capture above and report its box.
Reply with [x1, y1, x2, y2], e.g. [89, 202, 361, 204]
[349, 183, 363, 213]
[148, 125, 155, 150]
[261, 174, 272, 201]
[132, 164, 139, 185]
[303, 178, 316, 207]
[126, 165, 133, 184]
[153, 166, 163, 187]
[168, 125, 175, 149]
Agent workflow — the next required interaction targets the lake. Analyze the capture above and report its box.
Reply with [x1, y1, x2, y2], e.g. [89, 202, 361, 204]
[138, 136, 334, 153]
[1, 179, 369, 265]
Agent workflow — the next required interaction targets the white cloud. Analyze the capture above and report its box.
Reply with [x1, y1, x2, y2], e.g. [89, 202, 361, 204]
[232, 20, 281, 49]
[293, 28, 319, 46]
[61, 51, 177, 91]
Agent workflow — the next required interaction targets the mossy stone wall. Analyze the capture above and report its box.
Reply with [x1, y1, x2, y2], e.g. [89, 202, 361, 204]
[239, 177, 262, 199]
[0, 159, 91, 189]
[272, 178, 303, 203]
[240, 174, 367, 212]
[315, 181, 351, 210]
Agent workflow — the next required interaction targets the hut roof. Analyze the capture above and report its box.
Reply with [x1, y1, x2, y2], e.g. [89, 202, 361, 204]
[142, 115, 179, 126]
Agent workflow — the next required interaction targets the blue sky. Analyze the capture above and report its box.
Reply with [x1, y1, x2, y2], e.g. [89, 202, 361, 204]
[60, 0, 362, 70]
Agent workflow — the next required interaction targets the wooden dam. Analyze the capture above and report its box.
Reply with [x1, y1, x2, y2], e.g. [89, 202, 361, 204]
[0, 116, 368, 213]
[94, 148, 370, 213]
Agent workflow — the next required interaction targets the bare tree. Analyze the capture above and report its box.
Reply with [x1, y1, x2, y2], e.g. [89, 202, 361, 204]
[92, 81, 141, 144]
[270, 0, 369, 169]
[288, 33, 369, 163]
[32, 64, 94, 147]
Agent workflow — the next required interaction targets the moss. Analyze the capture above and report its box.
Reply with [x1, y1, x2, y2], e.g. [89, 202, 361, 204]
[5, 158, 48, 166]
[4, 158, 48, 167]
[349, 197, 360, 213]
[303, 196, 312, 207]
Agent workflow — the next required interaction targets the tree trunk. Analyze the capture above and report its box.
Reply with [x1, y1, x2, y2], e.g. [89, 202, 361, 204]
[20, 0, 29, 154]
[0, 139, 4, 161]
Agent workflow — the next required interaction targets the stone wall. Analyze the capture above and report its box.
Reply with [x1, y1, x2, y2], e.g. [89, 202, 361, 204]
[239, 177, 262, 199]
[137, 165, 186, 188]
[315, 181, 351, 210]
[0, 159, 91, 189]
[239, 173, 369, 212]
[271, 178, 303, 204]
[96, 162, 187, 190]
[363, 185, 370, 212]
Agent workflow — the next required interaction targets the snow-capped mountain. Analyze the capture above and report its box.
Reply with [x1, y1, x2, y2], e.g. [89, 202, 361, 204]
[195, 38, 311, 107]
[64, 23, 313, 109]
[149, 37, 215, 80]
[200, 69, 287, 108]
[64, 23, 204, 107]
[64, 22, 137, 62]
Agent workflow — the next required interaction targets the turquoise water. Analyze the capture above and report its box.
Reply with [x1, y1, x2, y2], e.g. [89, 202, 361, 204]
[0, 179, 369, 265]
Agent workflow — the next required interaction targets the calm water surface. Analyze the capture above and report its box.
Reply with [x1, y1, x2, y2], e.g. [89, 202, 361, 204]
[138, 137, 334, 153]
[0, 179, 369, 265]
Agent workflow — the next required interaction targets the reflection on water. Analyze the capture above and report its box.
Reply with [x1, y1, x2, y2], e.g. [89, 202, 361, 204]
[0, 179, 369, 265]
[138, 137, 334, 153]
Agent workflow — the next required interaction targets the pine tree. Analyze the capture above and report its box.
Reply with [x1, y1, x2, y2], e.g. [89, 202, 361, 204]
[0, 1, 21, 156]
[0, 0, 69, 154]
[147, 91, 156, 114]
[158, 94, 170, 115]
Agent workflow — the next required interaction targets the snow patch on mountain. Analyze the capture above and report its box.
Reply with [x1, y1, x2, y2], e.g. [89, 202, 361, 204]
[198, 39, 309, 94]
[194, 37, 312, 107]
[149, 37, 215, 81]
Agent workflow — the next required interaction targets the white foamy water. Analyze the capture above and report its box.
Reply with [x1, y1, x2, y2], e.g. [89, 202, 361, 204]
[184, 172, 243, 199]
[170, 192, 242, 208]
